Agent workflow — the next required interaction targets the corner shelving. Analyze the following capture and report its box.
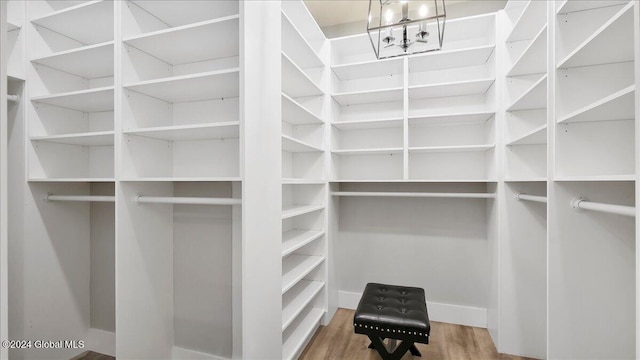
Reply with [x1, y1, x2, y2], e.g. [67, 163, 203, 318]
[282, 53, 323, 98]
[507, 26, 547, 77]
[282, 230, 326, 258]
[31, 0, 113, 45]
[282, 93, 324, 125]
[123, 122, 240, 141]
[332, 148, 403, 156]
[332, 118, 403, 131]
[331, 87, 403, 106]
[507, 75, 547, 111]
[31, 41, 114, 78]
[282, 12, 323, 70]
[30, 131, 114, 146]
[408, 45, 496, 73]
[409, 79, 495, 100]
[282, 205, 325, 220]
[282, 135, 323, 153]
[506, 0, 547, 43]
[282, 307, 324, 360]
[282, 255, 325, 294]
[331, 57, 403, 81]
[556, 2, 634, 68]
[507, 125, 547, 146]
[282, 280, 325, 331]
[558, 85, 635, 124]
[556, 0, 630, 14]
[409, 144, 496, 153]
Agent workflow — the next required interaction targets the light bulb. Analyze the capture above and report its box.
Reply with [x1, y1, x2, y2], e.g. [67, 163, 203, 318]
[385, 9, 393, 24]
[419, 4, 428, 17]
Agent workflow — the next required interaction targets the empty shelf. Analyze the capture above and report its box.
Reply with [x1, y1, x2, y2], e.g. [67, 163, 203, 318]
[557, 0, 630, 14]
[282, 204, 325, 219]
[505, 177, 547, 182]
[123, 15, 239, 65]
[281, 179, 325, 185]
[507, 0, 547, 43]
[557, 2, 634, 68]
[409, 79, 495, 100]
[124, 122, 239, 141]
[507, 125, 547, 145]
[282, 254, 325, 294]
[409, 45, 496, 73]
[31, 131, 114, 146]
[282, 280, 325, 331]
[282, 307, 324, 360]
[282, 53, 323, 98]
[555, 175, 635, 182]
[7, 21, 20, 32]
[124, 69, 239, 103]
[332, 148, 403, 155]
[558, 85, 635, 123]
[409, 144, 495, 153]
[409, 112, 495, 126]
[282, 12, 323, 70]
[32, 41, 114, 79]
[31, 0, 113, 44]
[332, 191, 496, 199]
[332, 87, 403, 106]
[282, 93, 324, 125]
[31, 86, 114, 112]
[120, 177, 242, 182]
[282, 230, 325, 257]
[282, 135, 323, 153]
[28, 177, 115, 183]
[507, 75, 547, 111]
[332, 57, 403, 81]
[332, 118, 403, 131]
[508, 26, 547, 77]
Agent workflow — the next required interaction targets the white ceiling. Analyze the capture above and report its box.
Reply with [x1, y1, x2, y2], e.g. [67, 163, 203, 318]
[304, 0, 507, 37]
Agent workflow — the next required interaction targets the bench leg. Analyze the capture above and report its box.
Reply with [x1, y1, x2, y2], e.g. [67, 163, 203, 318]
[366, 335, 417, 360]
[409, 343, 422, 356]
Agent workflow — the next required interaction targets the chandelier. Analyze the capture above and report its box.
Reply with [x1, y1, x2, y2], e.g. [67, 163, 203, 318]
[367, 0, 446, 59]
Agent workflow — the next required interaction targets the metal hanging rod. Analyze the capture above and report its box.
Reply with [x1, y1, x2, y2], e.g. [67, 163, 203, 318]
[47, 194, 115, 202]
[515, 193, 547, 203]
[135, 195, 241, 206]
[571, 198, 635, 217]
[331, 191, 495, 199]
[7, 94, 19, 103]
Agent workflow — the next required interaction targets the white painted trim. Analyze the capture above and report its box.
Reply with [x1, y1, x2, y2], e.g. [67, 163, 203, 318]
[172, 346, 228, 360]
[338, 291, 487, 328]
[86, 328, 115, 357]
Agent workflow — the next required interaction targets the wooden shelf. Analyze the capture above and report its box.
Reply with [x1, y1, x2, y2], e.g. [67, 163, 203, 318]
[409, 45, 496, 73]
[31, 86, 114, 112]
[124, 68, 239, 103]
[554, 175, 635, 182]
[124, 122, 240, 142]
[332, 57, 403, 81]
[282, 307, 324, 360]
[31, 0, 113, 44]
[32, 41, 114, 79]
[28, 177, 115, 183]
[282, 135, 323, 153]
[558, 85, 635, 123]
[507, 75, 547, 111]
[557, 0, 630, 15]
[282, 93, 324, 125]
[332, 87, 403, 106]
[332, 148, 403, 155]
[282, 204, 325, 219]
[123, 15, 239, 65]
[409, 112, 495, 126]
[282, 230, 325, 258]
[409, 144, 495, 153]
[507, 26, 547, 77]
[506, 0, 547, 43]
[408, 79, 495, 100]
[282, 12, 323, 70]
[557, 2, 634, 68]
[31, 131, 114, 146]
[282, 53, 323, 98]
[282, 254, 325, 294]
[282, 280, 324, 331]
[507, 125, 547, 145]
[332, 118, 403, 131]
[120, 177, 242, 182]
[332, 191, 495, 199]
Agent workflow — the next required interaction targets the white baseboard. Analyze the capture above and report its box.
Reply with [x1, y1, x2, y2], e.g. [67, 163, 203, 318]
[87, 328, 115, 357]
[338, 291, 487, 328]
[172, 346, 228, 360]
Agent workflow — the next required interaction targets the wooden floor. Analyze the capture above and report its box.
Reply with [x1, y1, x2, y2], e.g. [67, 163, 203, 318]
[300, 309, 536, 360]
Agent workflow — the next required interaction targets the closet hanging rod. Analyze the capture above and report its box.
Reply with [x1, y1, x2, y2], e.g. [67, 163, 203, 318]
[135, 195, 242, 206]
[46, 194, 115, 202]
[570, 198, 635, 217]
[7, 94, 19, 103]
[515, 193, 547, 203]
[331, 191, 495, 199]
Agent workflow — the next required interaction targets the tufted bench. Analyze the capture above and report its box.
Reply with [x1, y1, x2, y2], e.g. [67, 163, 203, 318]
[354, 283, 430, 360]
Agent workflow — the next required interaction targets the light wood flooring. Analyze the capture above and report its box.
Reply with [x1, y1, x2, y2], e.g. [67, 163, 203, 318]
[300, 308, 536, 360]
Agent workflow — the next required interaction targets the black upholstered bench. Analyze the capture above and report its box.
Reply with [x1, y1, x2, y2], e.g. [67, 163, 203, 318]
[354, 283, 430, 360]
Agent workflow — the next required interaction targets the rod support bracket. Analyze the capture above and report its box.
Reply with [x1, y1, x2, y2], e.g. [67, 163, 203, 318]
[570, 197, 586, 211]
